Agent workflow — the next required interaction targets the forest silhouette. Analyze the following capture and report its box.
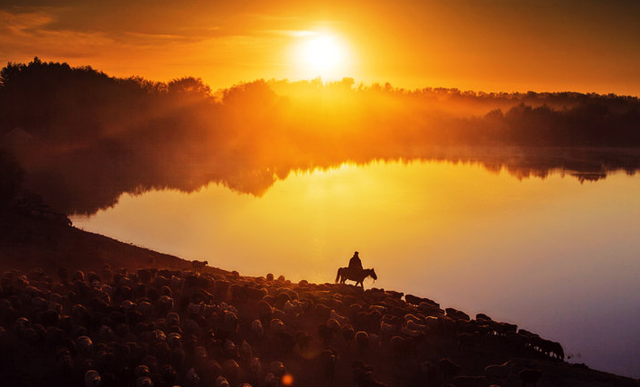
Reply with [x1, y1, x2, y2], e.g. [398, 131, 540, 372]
[2, 58, 640, 215]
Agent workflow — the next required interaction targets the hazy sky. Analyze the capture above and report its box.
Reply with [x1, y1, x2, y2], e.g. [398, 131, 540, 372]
[1, 0, 640, 94]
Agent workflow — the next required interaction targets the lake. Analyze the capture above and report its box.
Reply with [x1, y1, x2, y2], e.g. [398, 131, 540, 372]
[72, 159, 640, 378]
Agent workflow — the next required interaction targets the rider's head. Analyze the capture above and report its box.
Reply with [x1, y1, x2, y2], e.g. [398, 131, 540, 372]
[354, 251, 359, 256]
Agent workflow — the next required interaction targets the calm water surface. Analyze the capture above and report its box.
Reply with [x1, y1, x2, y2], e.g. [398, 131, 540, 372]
[73, 160, 640, 378]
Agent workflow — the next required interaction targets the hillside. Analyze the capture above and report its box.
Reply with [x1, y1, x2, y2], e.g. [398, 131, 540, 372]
[0, 210, 226, 275]
[0, 214, 638, 387]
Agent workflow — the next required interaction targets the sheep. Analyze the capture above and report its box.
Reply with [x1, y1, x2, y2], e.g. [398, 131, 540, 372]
[251, 319, 264, 340]
[257, 301, 274, 323]
[194, 345, 208, 364]
[326, 318, 342, 334]
[355, 331, 369, 354]
[330, 310, 350, 325]
[369, 305, 386, 315]
[166, 312, 180, 327]
[275, 293, 291, 310]
[319, 348, 337, 380]
[240, 340, 253, 363]
[276, 331, 296, 355]
[137, 301, 154, 318]
[192, 260, 208, 272]
[170, 275, 185, 294]
[222, 359, 241, 384]
[223, 339, 237, 358]
[161, 364, 178, 386]
[249, 357, 262, 380]
[269, 360, 286, 378]
[84, 370, 101, 387]
[72, 270, 86, 283]
[76, 335, 94, 356]
[157, 295, 174, 314]
[186, 302, 203, 317]
[135, 365, 151, 378]
[406, 319, 427, 332]
[315, 304, 332, 320]
[445, 308, 470, 321]
[398, 326, 421, 341]
[539, 339, 564, 360]
[202, 360, 223, 383]
[519, 368, 542, 386]
[342, 324, 356, 346]
[230, 284, 249, 304]
[0, 262, 583, 387]
[152, 329, 166, 343]
[318, 323, 334, 345]
[272, 308, 286, 323]
[283, 300, 299, 316]
[223, 310, 239, 333]
[167, 332, 182, 349]
[57, 350, 75, 373]
[270, 318, 285, 336]
[484, 361, 511, 380]
[379, 321, 395, 342]
[215, 376, 230, 387]
[404, 294, 423, 305]
[264, 373, 278, 387]
[136, 376, 153, 387]
[418, 302, 444, 318]
[406, 294, 440, 308]
[185, 368, 200, 387]
[390, 335, 410, 357]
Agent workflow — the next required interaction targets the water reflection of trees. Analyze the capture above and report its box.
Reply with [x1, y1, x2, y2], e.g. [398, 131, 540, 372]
[1, 59, 640, 215]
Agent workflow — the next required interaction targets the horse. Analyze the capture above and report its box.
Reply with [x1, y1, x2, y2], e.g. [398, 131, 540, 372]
[335, 267, 377, 288]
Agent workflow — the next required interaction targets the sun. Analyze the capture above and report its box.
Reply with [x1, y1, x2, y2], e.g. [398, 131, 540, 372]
[293, 32, 351, 79]
[302, 36, 344, 70]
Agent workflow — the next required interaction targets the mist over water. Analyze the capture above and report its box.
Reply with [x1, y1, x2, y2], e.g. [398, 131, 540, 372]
[4, 60, 640, 217]
[73, 160, 640, 379]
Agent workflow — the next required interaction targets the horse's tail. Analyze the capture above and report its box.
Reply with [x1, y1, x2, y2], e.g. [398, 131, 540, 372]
[335, 268, 341, 283]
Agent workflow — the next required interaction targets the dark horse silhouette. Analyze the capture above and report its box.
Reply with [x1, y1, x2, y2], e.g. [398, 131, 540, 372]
[335, 267, 377, 288]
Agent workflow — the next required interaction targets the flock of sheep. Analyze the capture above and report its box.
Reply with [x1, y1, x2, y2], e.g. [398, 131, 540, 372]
[0, 263, 566, 387]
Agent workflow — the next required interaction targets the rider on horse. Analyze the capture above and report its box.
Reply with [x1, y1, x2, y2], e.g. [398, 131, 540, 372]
[348, 251, 363, 277]
[336, 251, 377, 288]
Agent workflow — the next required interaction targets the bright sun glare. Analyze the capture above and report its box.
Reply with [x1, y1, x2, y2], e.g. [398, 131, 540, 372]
[302, 36, 343, 69]
[294, 32, 350, 79]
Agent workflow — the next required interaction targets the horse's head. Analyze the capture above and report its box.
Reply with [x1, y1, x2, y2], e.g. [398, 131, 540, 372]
[369, 268, 377, 280]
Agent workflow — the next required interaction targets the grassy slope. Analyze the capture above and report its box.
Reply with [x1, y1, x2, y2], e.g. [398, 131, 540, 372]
[0, 212, 227, 276]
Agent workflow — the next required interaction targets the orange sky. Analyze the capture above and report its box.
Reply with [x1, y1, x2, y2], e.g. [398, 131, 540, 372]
[1, 0, 639, 95]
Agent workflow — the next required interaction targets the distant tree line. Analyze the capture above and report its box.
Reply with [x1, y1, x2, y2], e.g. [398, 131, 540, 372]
[1, 58, 639, 215]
